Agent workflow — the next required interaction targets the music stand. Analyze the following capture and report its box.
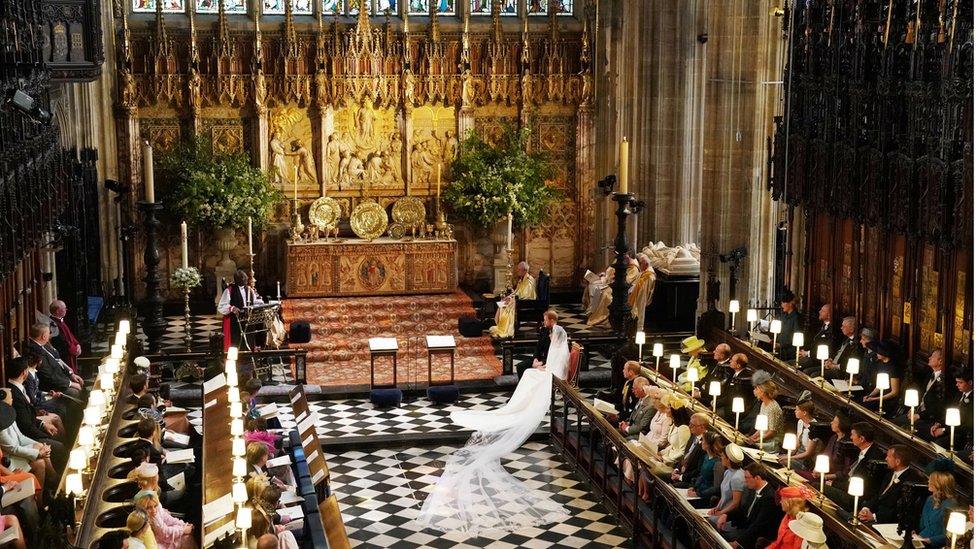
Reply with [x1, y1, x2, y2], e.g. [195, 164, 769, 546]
[425, 335, 457, 386]
[369, 337, 399, 389]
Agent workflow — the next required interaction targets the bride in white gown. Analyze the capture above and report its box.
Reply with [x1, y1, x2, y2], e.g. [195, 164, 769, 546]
[416, 319, 572, 537]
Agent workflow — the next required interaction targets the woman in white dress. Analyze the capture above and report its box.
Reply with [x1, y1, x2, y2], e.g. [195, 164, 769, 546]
[416, 310, 571, 537]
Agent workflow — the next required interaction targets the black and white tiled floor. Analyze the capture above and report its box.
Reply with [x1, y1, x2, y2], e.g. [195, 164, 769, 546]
[330, 442, 629, 548]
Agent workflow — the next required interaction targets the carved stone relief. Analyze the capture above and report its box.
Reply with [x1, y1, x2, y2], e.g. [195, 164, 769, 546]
[327, 104, 399, 193]
[269, 106, 317, 198]
[410, 106, 458, 191]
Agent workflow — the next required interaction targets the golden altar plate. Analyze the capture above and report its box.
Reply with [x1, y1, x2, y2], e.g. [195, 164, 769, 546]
[286, 237, 458, 297]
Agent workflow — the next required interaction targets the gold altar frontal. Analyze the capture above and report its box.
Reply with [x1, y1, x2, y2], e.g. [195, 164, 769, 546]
[286, 238, 458, 297]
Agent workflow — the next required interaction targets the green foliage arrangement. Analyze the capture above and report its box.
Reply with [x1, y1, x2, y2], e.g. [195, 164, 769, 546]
[443, 126, 560, 229]
[159, 137, 282, 231]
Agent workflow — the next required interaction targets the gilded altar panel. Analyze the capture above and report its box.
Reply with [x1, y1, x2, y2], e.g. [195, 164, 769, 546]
[953, 266, 968, 359]
[199, 118, 246, 154]
[327, 104, 400, 193]
[410, 106, 458, 192]
[473, 107, 518, 146]
[139, 118, 182, 154]
[918, 245, 938, 354]
[270, 106, 317, 199]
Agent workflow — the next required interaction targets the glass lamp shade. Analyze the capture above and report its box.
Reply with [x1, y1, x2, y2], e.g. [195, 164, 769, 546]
[232, 437, 246, 457]
[635, 331, 646, 345]
[115, 332, 127, 348]
[782, 433, 798, 451]
[792, 332, 805, 348]
[946, 512, 967, 536]
[227, 347, 239, 361]
[232, 457, 247, 478]
[755, 414, 769, 431]
[770, 320, 782, 334]
[845, 358, 860, 375]
[65, 473, 84, 496]
[118, 319, 131, 335]
[69, 448, 87, 471]
[83, 407, 100, 426]
[814, 454, 830, 473]
[669, 355, 681, 370]
[847, 476, 864, 497]
[687, 367, 699, 383]
[876, 373, 890, 391]
[652, 343, 664, 358]
[88, 390, 105, 408]
[746, 309, 758, 322]
[228, 390, 240, 404]
[230, 419, 244, 437]
[235, 507, 251, 529]
[729, 300, 740, 313]
[816, 345, 830, 360]
[227, 369, 239, 388]
[230, 401, 243, 418]
[945, 408, 962, 427]
[232, 482, 248, 504]
[225, 360, 237, 375]
[104, 358, 121, 374]
[110, 345, 123, 360]
[99, 373, 114, 391]
[904, 389, 920, 407]
[78, 426, 95, 447]
[708, 381, 722, 397]
[732, 397, 745, 414]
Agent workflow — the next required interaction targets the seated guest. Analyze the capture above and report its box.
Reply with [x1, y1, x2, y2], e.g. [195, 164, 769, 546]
[749, 376, 785, 451]
[669, 412, 709, 487]
[127, 508, 156, 549]
[241, 378, 264, 417]
[618, 378, 654, 439]
[698, 343, 733, 390]
[17, 353, 66, 431]
[248, 483, 299, 549]
[627, 253, 657, 330]
[48, 299, 82, 375]
[779, 398, 821, 470]
[897, 349, 949, 434]
[0, 389, 59, 490]
[857, 327, 881, 393]
[0, 511, 27, 549]
[131, 376, 190, 436]
[517, 310, 563, 379]
[862, 340, 902, 414]
[25, 323, 83, 398]
[617, 361, 644, 420]
[782, 513, 828, 549]
[677, 336, 708, 392]
[6, 358, 64, 447]
[647, 397, 693, 476]
[707, 443, 745, 526]
[763, 485, 815, 549]
[256, 534, 278, 549]
[802, 316, 860, 381]
[930, 368, 973, 449]
[917, 464, 958, 548]
[95, 529, 130, 549]
[714, 353, 753, 421]
[129, 455, 184, 509]
[685, 432, 725, 506]
[643, 387, 672, 450]
[772, 291, 800, 360]
[246, 442, 293, 488]
[799, 412, 852, 483]
[824, 421, 885, 508]
[0, 448, 41, 506]
[133, 489, 196, 549]
[797, 304, 840, 370]
[857, 444, 920, 524]
[586, 255, 639, 327]
[721, 463, 782, 548]
[489, 261, 536, 338]
[245, 417, 279, 456]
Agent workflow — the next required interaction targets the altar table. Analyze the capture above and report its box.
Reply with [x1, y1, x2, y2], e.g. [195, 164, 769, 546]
[286, 238, 458, 297]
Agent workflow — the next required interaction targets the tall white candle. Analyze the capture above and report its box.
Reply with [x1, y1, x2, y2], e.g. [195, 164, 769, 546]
[247, 217, 253, 256]
[506, 212, 513, 249]
[276, 280, 281, 300]
[294, 165, 299, 200]
[180, 221, 188, 269]
[618, 138, 629, 194]
[142, 141, 155, 203]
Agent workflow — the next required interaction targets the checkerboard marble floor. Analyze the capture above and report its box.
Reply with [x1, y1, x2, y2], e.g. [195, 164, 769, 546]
[330, 442, 629, 548]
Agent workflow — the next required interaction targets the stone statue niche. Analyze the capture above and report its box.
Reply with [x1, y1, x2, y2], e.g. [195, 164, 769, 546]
[326, 105, 401, 193]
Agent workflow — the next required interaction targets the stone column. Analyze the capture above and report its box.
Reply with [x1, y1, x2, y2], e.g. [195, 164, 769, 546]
[318, 105, 333, 195]
[576, 104, 596, 272]
[255, 108, 269, 171]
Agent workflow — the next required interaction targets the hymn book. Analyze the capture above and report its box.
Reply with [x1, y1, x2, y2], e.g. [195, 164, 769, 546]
[593, 398, 618, 415]
[0, 478, 33, 507]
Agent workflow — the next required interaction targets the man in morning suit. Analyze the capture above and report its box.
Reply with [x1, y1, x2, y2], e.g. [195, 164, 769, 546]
[722, 463, 782, 548]
[895, 349, 948, 434]
[670, 413, 708, 487]
[617, 361, 643, 421]
[518, 309, 559, 379]
[803, 316, 860, 381]
[798, 304, 841, 370]
[26, 323, 83, 398]
[773, 290, 801, 360]
[825, 421, 886, 508]
[857, 445, 920, 524]
[4, 358, 67, 470]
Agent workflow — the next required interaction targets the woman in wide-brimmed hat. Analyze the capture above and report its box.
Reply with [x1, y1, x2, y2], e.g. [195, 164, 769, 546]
[707, 443, 746, 525]
[764, 486, 816, 548]
[786, 512, 828, 548]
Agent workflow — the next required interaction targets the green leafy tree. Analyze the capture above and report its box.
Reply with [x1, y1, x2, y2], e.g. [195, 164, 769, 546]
[444, 126, 560, 229]
[159, 136, 282, 231]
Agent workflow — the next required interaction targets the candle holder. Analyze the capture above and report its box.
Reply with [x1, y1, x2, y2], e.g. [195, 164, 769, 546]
[291, 202, 305, 242]
[138, 201, 168, 353]
[248, 253, 257, 292]
[183, 287, 192, 351]
[608, 191, 635, 334]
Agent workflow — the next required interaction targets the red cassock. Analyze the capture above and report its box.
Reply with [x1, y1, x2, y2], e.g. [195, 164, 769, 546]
[51, 317, 80, 374]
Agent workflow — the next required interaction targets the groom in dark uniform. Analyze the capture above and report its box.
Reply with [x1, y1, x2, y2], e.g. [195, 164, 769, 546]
[517, 310, 559, 379]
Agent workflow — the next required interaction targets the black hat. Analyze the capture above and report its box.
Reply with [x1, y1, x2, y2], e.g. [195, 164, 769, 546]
[0, 398, 16, 430]
[868, 340, 897, 358]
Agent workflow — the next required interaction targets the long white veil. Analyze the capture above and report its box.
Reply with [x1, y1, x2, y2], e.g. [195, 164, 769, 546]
[415, 325, 571, 537]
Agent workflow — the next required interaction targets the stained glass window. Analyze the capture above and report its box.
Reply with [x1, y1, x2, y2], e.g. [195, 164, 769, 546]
[376, 0, 396, 13]
[528, 0, 573, 15]
[196, 0, 246, 13]
[323, 0, 342, 13]
[407, 0, 427, 14]
[132, 0, 185, 13]
[264, 0, 314, 14]
[470, 0, 515, 15]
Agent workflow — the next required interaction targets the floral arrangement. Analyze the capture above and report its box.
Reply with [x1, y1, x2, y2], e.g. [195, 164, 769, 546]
[170, 266, 202, 290]
[443, 126, 560, 229]
[159, 136, 282, 231]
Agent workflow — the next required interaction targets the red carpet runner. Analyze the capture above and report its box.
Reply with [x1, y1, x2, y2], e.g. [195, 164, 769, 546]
[281, 291, 502, 387]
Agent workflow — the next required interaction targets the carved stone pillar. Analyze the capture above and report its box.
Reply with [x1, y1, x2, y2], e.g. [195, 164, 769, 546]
[318, 106, 333, 195]
[576, 104, 596, 272]
[115, 111, 143, 300]
[458, 105, 474, 138]
[255, 108, 269, 171]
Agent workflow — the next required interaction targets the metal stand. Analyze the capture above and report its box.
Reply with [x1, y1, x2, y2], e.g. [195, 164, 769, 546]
[138, 201, 167, 353]
[182, 287, 192, 351]
[608, 191, 635, 334]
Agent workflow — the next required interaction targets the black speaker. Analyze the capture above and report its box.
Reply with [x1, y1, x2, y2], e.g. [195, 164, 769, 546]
[370, 388, 402, 408]
[289, 321, 311, 343]
[427, 384, 459, 404]
[458, 316, 484, 337]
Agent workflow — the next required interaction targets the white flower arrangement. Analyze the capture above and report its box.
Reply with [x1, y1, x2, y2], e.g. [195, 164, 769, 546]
[171, 267, 202, 290]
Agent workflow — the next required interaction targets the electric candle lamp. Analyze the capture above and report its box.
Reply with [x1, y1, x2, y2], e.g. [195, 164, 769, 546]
[104, 358, 120, 374]
[78, 426, 95, 447]
[233, 437, 246, 457]
[687, 365, 699, 395]
[635, 331, 645, 361]
[904, 389, 919, 436]
[66, 473, 84, 497]
[653, 343, 664, 370]
[231, 418, 244, 437]
[69, 448, 87, 471]
[227, 347, 239, 361]
[708, 381, 721, 416]
[118, 319, 131, 335]
[225, 359, 237, 375]
[669, 354, 681, 387]
[83, 407, 100, 427]
[99, 373, 114, 392]
[110, 345, 123, 360]
[946, 408, 961, 453]
[816, 344, 830, 384]
[228, 389, 240, 404]
[770, 319, 782, 354]
[227, 369, 239, 388]
[236, 507, 252, 529]
[876, 373, 890, 414]
[115, 331, 126, 348]
[792, 332, 804, 365]
[232, 457, 247, 478]
[814, 454, 830, 493]
[732, 397, 745, 439]
[782, 433, 797, 470]
[946, 511, 967, 549]
[232, 482, 248, 504]
[729, 300, 739, 333]
[88, 390, 105, 408]
[845, 358, 860, 399]
[848, 477, 864, 526]
[755, 414, 769, 452]
[230, 401, 243, 418]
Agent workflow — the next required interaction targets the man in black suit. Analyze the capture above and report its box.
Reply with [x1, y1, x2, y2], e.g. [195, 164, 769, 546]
[857, 445, 920, 524]
[803, 316, 861, 381]
[4, 359, 67, 472]
[517, 310, 558, 379]
[26, 323, 83, 397]
[722, 463, 782, 548]
[798, 304, 841, 370]
[931, 368, 973, 449]
[825, 421, 886, 508]
[773, 291, 801, 360]
[895, 349, 948, 433]
[670, 413, 708, 487]
[617, 361, 643, 421]
[715, 353, 754, 423]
